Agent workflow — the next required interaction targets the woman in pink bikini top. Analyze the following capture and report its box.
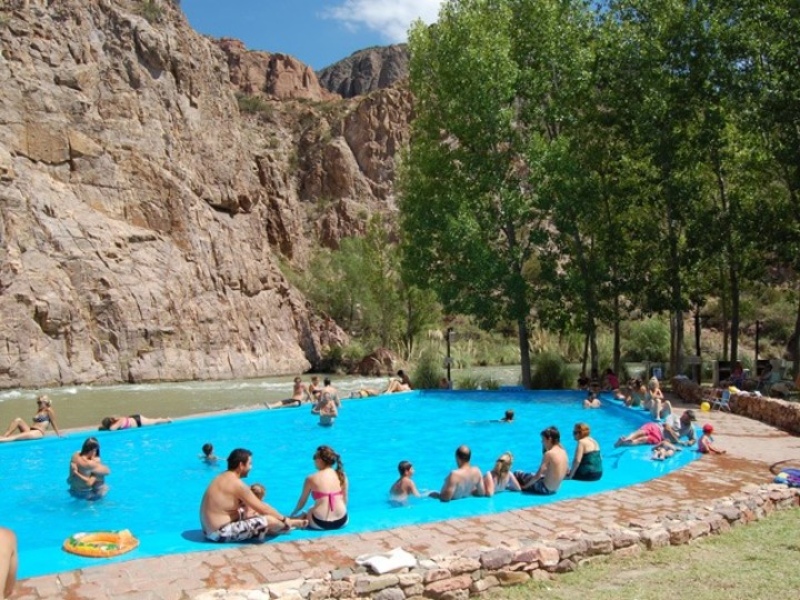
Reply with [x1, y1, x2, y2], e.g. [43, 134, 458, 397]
[290, 445, 348, 530]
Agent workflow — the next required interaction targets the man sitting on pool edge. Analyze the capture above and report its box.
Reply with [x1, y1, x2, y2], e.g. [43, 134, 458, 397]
[514, 426, 569, 495]
[429, 445, 485, 502]
[200, 448, 307, 542]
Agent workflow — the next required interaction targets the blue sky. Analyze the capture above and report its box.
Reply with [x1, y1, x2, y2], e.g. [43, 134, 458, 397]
[181, 0, 444, 71]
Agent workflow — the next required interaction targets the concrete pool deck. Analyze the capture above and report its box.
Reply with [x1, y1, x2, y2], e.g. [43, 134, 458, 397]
[13, 401, 800, 600]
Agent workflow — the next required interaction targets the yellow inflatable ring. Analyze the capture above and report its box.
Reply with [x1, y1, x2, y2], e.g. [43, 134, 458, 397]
[63, 529, 139, 558]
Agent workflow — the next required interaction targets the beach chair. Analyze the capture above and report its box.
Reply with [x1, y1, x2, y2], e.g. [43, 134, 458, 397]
[710, 389, 731, 412]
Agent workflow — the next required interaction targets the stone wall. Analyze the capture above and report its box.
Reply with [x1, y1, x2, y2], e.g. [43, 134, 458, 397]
[671, 376, 800, 435]
[195, 485, 799, 600]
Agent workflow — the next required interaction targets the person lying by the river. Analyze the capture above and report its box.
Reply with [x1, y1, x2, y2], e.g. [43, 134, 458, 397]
[98, 414, 172, 430]
[0, 395, 61, 442]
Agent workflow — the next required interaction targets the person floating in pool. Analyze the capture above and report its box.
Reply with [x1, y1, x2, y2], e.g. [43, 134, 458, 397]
[651, 440, 680, 460]
[514, 426, 569, 495]
[98, 414, 171, 431]
[290, 445, 349, 530]
[200, 443, 220, 464]
[68, 437, 110, 500]
[390, 460, 421, 502]
[499, 409, 514, 422]
[429, 445, 485, 502]
[698, 424, 726, 455]
[0, 395, 61, 442]
[483, 452, 521, 496]
[567, 423, 603, 481]
[200, 448, 306, 542]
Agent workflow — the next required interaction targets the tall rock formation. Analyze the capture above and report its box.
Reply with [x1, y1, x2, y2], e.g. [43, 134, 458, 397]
[317, 45, 409, 99]
[0, 0, 383, 388]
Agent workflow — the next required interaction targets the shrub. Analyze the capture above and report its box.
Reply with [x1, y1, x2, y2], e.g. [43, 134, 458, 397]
[455, 374, 481, 390]
[529, 351, 573, 389]
[413, 346, 444, 390]
[623, 317, 670, 362]
[138, 0, 163, 23]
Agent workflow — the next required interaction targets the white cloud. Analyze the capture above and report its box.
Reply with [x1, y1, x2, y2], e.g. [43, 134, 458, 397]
[323, 0, 444, 43]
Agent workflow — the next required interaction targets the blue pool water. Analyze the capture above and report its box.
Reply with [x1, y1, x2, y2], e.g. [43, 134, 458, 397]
[0, 390, 697, 579]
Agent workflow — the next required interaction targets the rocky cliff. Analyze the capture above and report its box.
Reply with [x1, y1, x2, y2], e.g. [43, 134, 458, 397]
[317, 44, 409, 99]
[0, 0, 412, 389]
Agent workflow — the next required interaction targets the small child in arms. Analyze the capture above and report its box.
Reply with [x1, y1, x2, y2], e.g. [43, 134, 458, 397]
[241, 483, 267, 519]
[390, 460, 421, 502]
[698, 424, 726, 454]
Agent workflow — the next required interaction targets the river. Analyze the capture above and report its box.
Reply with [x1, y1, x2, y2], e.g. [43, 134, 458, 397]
[0, 366, 522, 432]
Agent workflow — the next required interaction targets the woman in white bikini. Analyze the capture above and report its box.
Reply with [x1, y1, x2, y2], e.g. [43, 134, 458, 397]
[0, 395, 61, 442]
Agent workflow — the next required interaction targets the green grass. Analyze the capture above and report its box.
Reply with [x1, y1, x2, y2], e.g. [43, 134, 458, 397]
[488, 507, 800, 600]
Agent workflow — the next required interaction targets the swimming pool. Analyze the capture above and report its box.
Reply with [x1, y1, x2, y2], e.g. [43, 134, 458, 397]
[0, 390, 697, 579]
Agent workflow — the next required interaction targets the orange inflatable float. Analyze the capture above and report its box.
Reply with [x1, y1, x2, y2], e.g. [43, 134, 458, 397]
[62, 529, 139, 558]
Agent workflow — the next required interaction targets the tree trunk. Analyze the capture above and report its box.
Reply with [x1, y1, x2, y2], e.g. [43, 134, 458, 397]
[613, 296, 621, 376]
[793, 286, 800, 379]
[518, 318, 532, 388]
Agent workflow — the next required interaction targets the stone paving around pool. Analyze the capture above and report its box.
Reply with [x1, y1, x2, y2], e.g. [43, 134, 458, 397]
[13, 400, 800, 600]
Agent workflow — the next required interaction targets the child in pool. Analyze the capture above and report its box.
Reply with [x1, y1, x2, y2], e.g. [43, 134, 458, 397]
[389, 461, 421, 502]
[651, 440, 680, 461]
[698, 424, 726, 454]
[200, 443, 220, 464]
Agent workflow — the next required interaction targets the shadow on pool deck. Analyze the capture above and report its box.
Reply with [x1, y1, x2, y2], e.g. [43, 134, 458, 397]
[13, 400, 800, 600]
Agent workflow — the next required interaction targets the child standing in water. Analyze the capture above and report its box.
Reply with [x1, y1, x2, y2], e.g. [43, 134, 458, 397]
[390, 461, 421, 502]
[200, 443, 220, 464]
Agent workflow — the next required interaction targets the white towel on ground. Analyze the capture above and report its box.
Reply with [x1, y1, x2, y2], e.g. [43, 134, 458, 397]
[355, 547, 417, 574]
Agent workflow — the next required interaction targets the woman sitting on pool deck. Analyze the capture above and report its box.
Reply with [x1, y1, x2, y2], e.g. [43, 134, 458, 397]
[0, 395, 61, 442]
[98, 414, 172, 430]
[290, 445, 349, 530]
[567, 422, 603, 481]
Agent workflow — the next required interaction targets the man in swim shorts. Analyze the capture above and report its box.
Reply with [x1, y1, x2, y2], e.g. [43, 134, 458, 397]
[200, 448, 306, 542]
[514, 426, 569, 495]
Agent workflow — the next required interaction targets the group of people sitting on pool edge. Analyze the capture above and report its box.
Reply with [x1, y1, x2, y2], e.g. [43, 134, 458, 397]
[391, 423, 603, 504]
[200, 445, 348, 541]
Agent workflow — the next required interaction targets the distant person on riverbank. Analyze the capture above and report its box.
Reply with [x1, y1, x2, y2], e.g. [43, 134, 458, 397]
[514, 426, 569, 495]
[349, 388, 380, 399]
[200, 448, 306, 542]
[390, 460, 421, 502]
[484, 452, 521, 496]
[385, 370, 413, 394]
[698, 424, 726, 455]
[68, 437, 110, 500]
[99, 414, 172, 430]
[0, 527, 17, 600]
[567, 423, 602, 481]
[266, 376, 311, 409]
[200, 443, 220, 464]
[0, 395, 61, 442]
[430, 445, 485, 502]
